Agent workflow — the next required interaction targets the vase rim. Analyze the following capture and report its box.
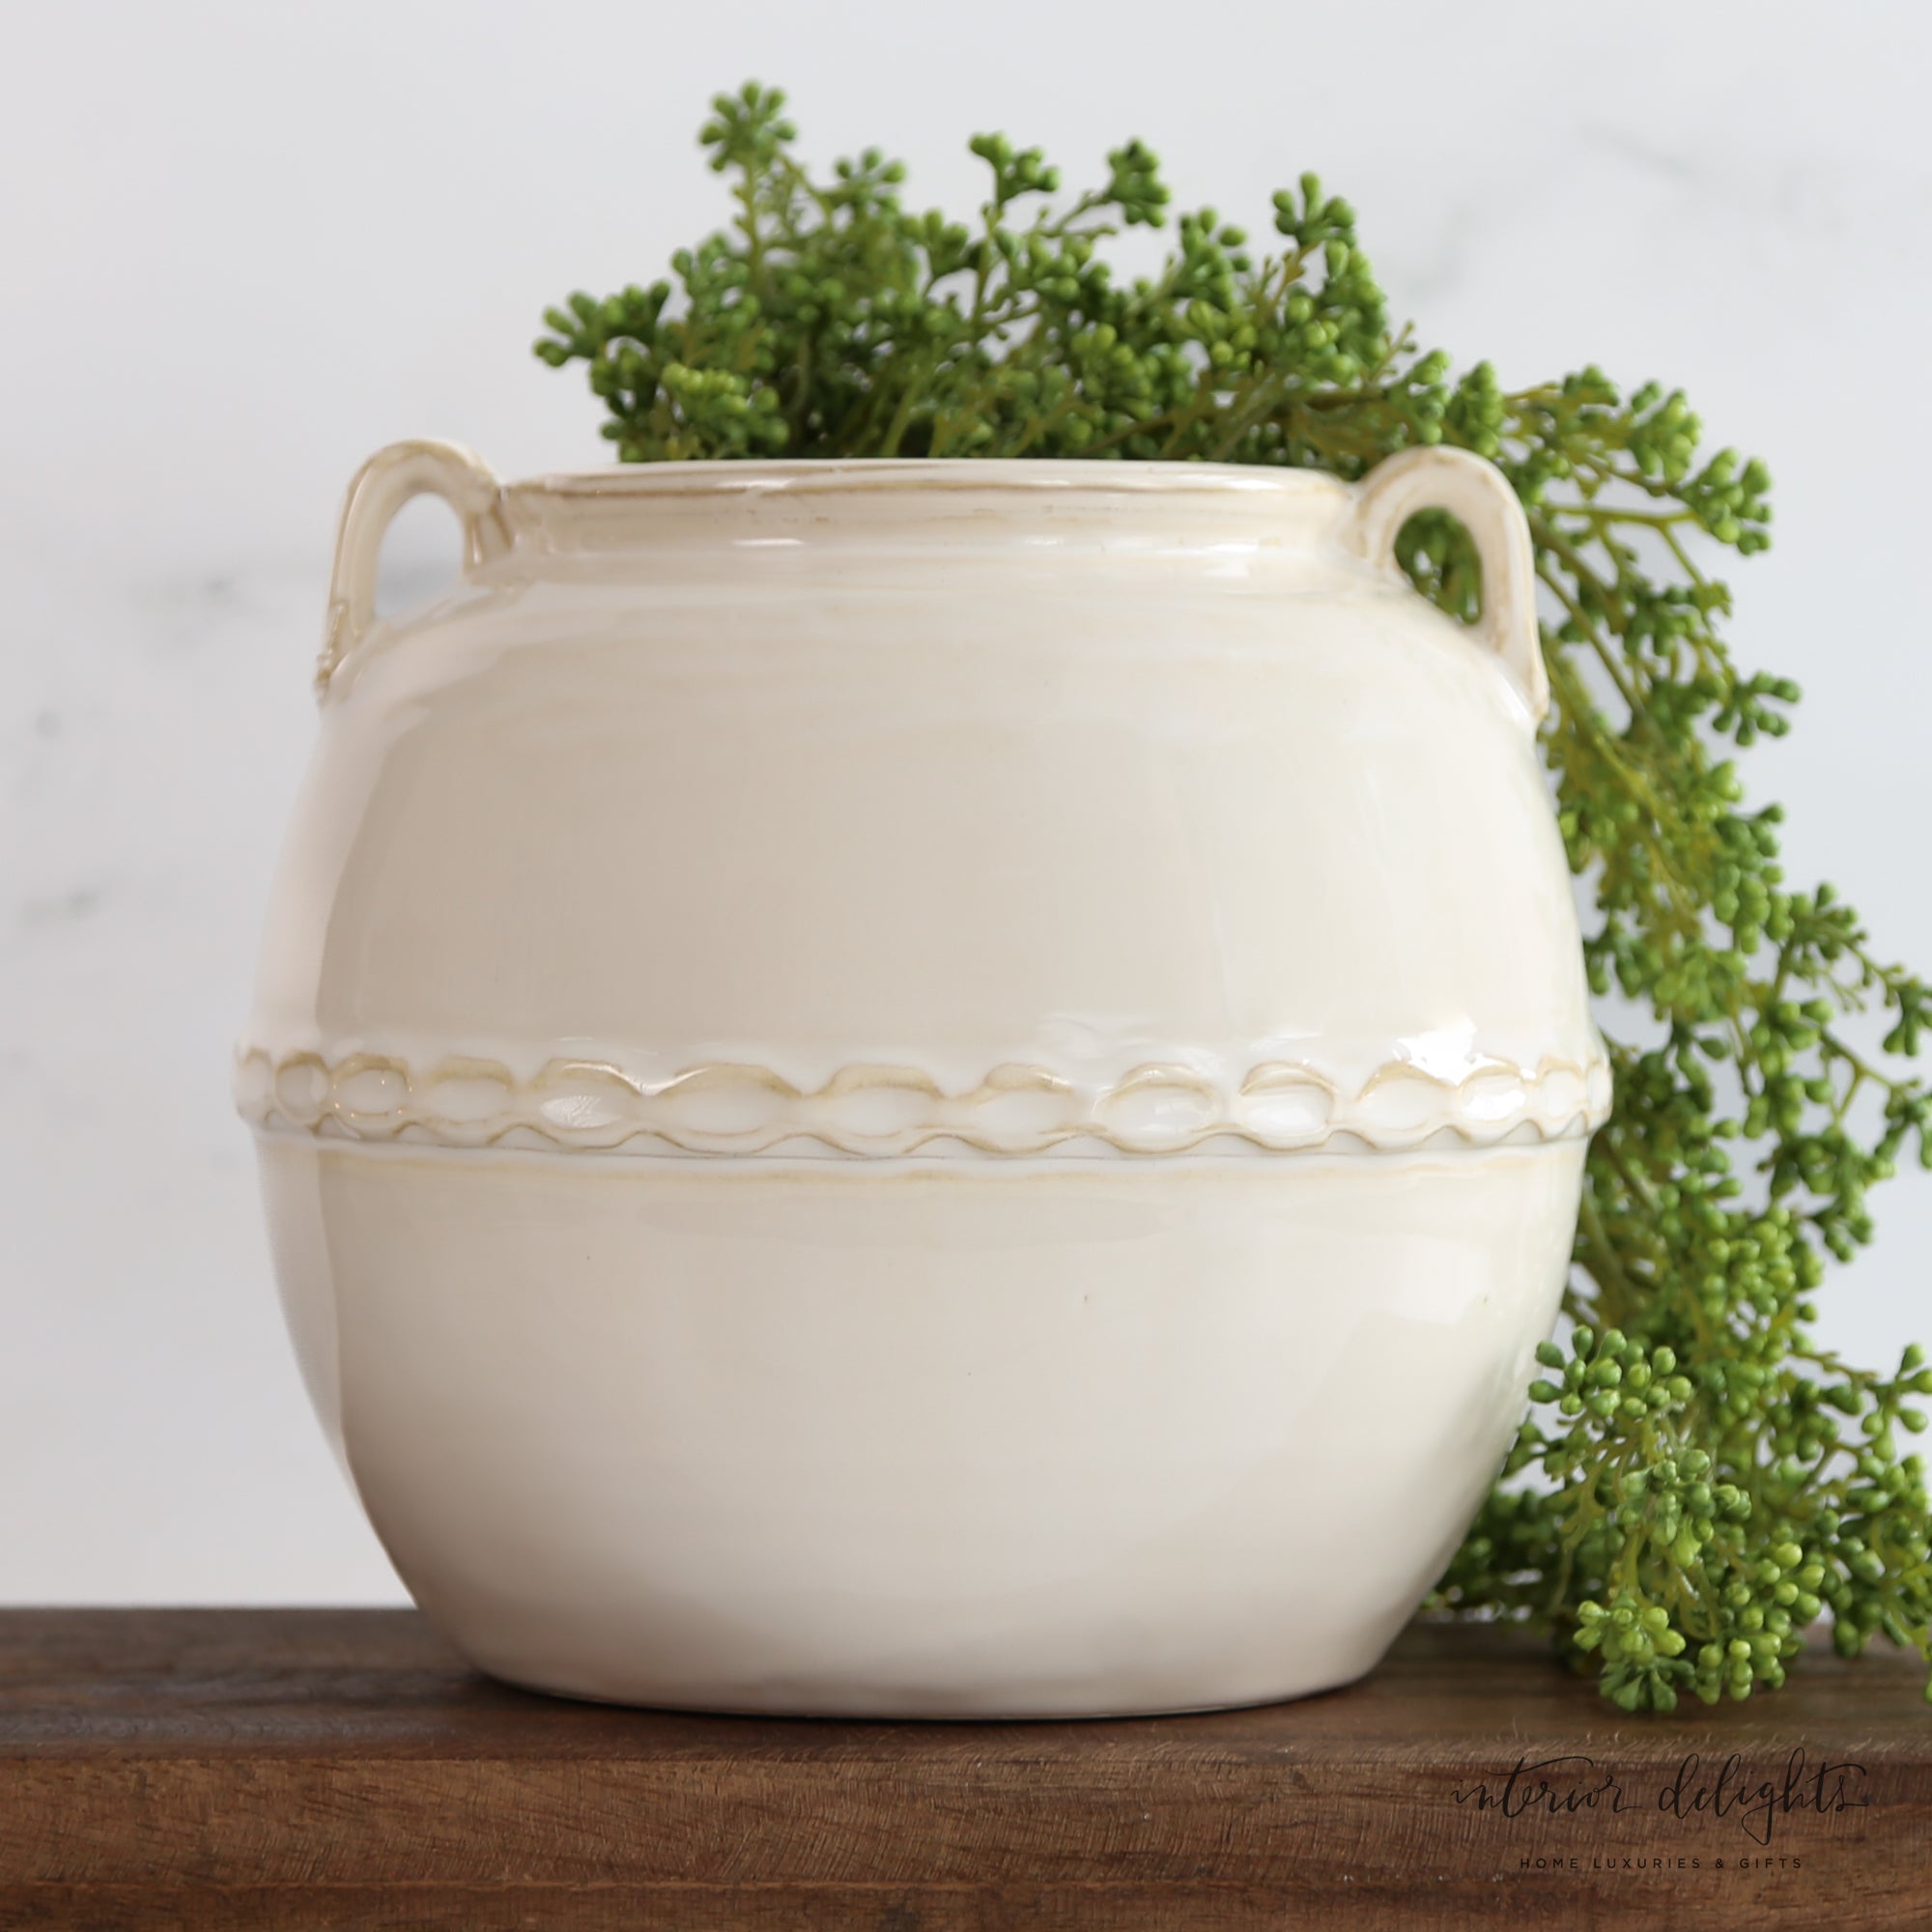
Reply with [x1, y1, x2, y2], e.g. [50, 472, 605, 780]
[502, 456, 1357, 503]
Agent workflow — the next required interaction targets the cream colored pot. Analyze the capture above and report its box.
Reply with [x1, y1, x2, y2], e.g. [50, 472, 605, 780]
[239, 442, 1606, 1717]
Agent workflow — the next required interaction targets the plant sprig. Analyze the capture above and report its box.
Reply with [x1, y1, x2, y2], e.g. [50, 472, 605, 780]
[539, 83, 1932, 1710]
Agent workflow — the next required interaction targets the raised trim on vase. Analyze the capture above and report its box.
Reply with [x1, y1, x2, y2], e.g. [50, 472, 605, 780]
[234, 1042, 1613, 1159]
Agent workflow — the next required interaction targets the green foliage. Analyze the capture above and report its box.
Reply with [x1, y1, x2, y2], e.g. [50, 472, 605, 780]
[539, 84, 1932, 1709]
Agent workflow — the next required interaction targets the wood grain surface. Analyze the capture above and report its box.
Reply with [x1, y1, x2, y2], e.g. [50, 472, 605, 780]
[1, 1609, 1926, 1928]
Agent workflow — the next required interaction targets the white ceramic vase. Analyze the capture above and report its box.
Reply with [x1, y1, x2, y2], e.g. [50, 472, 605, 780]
[239, 442, 1606, 1717]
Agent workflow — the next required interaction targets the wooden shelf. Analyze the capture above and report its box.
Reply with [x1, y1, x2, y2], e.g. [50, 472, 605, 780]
[2, 1608, 1926, 1928]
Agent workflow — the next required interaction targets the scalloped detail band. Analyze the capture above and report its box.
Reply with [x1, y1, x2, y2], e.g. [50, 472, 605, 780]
[234, 1044, 1612, 1159]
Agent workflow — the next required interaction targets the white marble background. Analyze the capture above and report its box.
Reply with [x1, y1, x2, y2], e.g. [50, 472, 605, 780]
[3, 1, 1929, 1602]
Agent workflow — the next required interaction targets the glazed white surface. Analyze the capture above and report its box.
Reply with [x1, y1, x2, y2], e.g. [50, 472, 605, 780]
[241, 455, 1599, 1127]
[236, 449, 1594, 1710]
[5, 3, 1929, 1606]
[264, 1137, 1583, 1715]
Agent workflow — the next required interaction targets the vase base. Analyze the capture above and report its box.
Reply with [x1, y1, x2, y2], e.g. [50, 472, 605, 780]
[461, 1643, 1389, 1722]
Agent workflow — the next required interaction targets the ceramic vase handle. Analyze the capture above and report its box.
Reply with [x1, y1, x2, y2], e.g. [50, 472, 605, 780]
[315, 440, 508, 697]
[1349, 446, 1547, 723]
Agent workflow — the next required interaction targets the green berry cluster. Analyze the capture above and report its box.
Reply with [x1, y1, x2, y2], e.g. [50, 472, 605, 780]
[536, 82, 1406, 466]
[539, 87, 1932, 1709]
[1460, 1327, 1932, 1709]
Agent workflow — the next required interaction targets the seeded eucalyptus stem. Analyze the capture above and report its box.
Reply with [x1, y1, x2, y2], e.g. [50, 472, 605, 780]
[537, 83, 1932, 1711]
